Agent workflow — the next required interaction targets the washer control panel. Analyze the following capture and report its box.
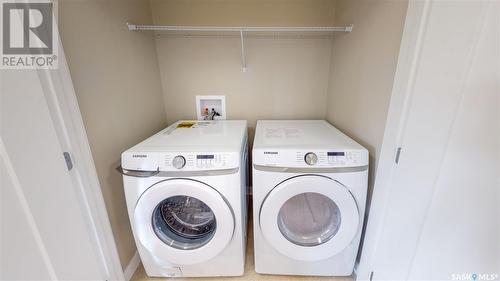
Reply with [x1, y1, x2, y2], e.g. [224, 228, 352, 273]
[195, 154, 227, 168]
[121, 151, 239, 172]
[163, 152, 235, 171]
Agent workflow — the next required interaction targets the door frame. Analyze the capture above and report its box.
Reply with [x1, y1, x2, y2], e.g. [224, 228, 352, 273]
[35, 36, 125, 280]
[356, 0, 494, 279]
[355, 0, 430, 279]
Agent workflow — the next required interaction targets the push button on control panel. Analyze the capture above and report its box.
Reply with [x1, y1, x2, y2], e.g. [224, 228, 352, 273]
[328, 151, 348, 165]
[196, 154, 215, 168]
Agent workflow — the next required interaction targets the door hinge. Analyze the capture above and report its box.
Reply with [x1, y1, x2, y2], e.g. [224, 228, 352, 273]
[63, 152, 73, 171]
[369, 271, 374, 281]
[395, 147, 402, 164]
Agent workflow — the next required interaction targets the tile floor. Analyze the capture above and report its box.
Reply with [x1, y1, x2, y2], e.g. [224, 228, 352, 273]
[131, 217, 354, 281]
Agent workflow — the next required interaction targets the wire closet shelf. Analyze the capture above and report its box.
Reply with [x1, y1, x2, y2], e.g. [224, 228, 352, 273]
[126, 23, 353, 72]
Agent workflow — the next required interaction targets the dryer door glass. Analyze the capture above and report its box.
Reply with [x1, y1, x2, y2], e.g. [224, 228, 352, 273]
[277, 192, 341, 246]
[152, 195, 216, 250]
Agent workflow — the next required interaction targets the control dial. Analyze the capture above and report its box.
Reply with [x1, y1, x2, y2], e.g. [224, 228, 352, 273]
[172, 155, 186, 169]
[304, 152, 318, 166]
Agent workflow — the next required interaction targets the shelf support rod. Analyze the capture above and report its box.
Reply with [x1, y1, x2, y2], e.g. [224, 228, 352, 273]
[126, 23, 354, 33]
[240, 29, 246, 72]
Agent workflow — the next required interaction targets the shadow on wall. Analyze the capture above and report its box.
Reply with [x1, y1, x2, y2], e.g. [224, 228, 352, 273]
[58, 0, 167, 269]
[325, 0, 410, 265]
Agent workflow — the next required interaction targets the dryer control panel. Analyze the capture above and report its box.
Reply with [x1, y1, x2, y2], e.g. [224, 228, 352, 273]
[253, 148, 368, 168]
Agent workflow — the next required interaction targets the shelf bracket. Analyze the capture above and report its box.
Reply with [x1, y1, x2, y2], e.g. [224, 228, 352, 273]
[240, 29, 247, 72]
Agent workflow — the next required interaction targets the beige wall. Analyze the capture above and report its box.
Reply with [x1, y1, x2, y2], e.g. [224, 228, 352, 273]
[326, 0, 408, 193]
[155, 36, 332, 137]
[58, 0, 167, 268]
[57, 0, 408, 270]
[150, 0, 336, 26]
[151, 0, 338, 137]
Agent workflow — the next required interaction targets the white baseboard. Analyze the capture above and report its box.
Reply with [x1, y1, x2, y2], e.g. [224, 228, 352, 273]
[123, 251, 140, 281]
[353, 262, 359, 280]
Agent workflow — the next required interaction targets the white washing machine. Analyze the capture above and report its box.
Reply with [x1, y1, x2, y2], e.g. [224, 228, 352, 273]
[121, 120, 248, 278]
[252, 120, 368, 276]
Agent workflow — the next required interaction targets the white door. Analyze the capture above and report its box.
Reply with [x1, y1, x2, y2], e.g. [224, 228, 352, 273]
[1, 39, 122, 281]
[133, 179, 235, 265]
[358, 1, 499, 280]
[259, 175, 359, 261]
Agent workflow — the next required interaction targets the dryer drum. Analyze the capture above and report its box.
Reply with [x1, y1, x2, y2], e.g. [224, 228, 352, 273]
[277, 192, 341, 247]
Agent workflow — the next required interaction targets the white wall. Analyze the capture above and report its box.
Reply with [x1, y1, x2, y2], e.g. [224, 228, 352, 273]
[407, 2, 499, 278]
[357, 1, 499, 279]
[1, 69, 104, 280]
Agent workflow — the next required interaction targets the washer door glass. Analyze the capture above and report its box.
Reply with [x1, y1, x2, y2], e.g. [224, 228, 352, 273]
[277, 192, 341, 246]
[152, 195, 216, 250]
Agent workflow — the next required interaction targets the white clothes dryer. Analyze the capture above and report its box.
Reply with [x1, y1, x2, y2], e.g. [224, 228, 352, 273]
[252, 120, 368, 276]
[121, 120, 248, 277]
